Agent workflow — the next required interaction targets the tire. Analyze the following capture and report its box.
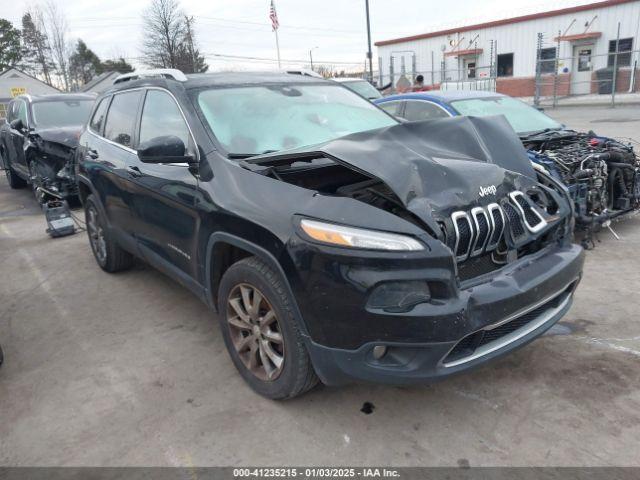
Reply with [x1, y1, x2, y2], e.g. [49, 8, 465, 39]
[217, 256, 319, 399]
[0, 344, 3, 366]
[84, 194, 134, 273]
[4, 158, 27, 189]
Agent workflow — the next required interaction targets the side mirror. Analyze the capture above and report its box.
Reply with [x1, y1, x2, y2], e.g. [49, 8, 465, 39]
[10, 118, 24, 132]
[137, 135, 195, 164]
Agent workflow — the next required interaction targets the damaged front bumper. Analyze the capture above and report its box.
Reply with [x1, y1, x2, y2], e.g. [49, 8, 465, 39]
[297, 243, 584, 386]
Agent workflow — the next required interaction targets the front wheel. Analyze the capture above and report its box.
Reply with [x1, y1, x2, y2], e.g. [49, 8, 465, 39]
[84, 194, 134, 272]
[217, 256, 319, 399]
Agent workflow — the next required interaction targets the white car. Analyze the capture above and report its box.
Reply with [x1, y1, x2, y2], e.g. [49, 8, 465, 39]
[333, 77, 382, 100]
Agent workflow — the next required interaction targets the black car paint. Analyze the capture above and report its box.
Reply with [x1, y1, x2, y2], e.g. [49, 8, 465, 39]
[76, 73, 584, 386]
[0, 93, 96, 199]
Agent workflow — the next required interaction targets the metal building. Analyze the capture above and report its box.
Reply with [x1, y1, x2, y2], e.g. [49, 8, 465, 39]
[375, 0, 640, 97]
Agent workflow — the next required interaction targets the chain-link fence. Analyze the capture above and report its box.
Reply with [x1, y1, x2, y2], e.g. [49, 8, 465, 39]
[381, 63, 497, 94]
[534, 36, 640, 107]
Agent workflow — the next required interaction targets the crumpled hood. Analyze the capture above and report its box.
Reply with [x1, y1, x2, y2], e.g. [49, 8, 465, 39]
[32, 126, 82, 149]
[252, 115, 539, 226]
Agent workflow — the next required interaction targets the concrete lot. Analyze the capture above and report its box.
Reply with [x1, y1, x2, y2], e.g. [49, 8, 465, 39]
[1, 105, 639, 467]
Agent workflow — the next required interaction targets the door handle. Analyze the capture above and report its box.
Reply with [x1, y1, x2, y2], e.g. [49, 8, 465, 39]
[126, 165, 142, 177]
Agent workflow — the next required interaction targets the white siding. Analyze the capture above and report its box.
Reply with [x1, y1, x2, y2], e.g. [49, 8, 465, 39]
[377, 1, 640, 84]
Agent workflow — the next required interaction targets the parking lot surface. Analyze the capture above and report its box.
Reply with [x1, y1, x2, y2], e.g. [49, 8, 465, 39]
[1, 105, 639, 467]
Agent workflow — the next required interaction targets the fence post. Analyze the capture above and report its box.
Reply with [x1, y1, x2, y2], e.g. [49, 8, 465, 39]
[552, 30, 560, 107]
[611, 22, 621, 108]
[534, 33, 543, 106]
[389, 57, 395, 93]
[431, 51, 435, 86]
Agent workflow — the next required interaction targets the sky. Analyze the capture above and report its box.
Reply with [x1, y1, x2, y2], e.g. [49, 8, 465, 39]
[1, 0, 599, 72]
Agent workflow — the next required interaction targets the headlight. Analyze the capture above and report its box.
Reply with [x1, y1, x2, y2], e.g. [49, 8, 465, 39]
[300, 219, 424, 251]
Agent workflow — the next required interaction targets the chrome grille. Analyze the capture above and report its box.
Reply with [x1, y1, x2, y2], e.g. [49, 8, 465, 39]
[471, 207, 490, 256]
[510, 191, 547, 233]
[450, 192, 549, 264]
[452, 211, 473, 261]
[486, 203, 505, 250]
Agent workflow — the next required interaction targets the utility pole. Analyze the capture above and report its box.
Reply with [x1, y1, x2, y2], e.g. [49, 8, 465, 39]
[365, 0, 374, 82]
[309, 46, 318, 71]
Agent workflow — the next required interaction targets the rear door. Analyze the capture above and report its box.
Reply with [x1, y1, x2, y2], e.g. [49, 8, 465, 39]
[85, 90, 144, 249]
[128, 88, 200, 280]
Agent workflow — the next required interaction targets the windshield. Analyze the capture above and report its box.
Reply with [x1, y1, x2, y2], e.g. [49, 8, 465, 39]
[340, 80, 382, 100]
[197, 83, 396, 156]
[450, 96, 562, 134]
[32, 100, 94, 129]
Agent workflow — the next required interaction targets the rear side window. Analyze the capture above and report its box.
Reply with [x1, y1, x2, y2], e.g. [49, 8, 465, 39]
[379, 101, 402, 116]
[104, 91, 143, 147]
[139, 90, 194, 155]
[90, 97, 110, 134]
[402, 101, 450, 122]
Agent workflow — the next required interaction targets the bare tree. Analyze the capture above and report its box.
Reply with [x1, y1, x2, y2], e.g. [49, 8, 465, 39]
[141, 0, 186, 69]
[44, 0, 71, 90]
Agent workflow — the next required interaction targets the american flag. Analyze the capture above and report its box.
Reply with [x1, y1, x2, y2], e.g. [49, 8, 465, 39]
[269, 0, 279, 31]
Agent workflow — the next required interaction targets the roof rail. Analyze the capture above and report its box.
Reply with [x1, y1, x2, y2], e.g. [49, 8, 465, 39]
[113, 69, 188, 84]
[283, 68, 323, 79]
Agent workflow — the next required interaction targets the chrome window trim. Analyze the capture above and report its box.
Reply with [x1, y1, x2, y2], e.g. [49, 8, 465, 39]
[451, 211, 473, 262]
[510, 191, 547, 233]
[470, 206, 491, 257]
[88, 86, 200, 164]
[486, 203, 505, 251]
[403, 99, 453, 119]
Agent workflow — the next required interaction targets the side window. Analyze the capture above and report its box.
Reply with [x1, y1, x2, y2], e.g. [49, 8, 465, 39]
[104, 90, 143, 147]
[16, 100, 28, 125]
[403, 101, 450, 122]
[90, 97, 110, 134]
[139, 90, 194, 154]
[379, 101, 402, 117]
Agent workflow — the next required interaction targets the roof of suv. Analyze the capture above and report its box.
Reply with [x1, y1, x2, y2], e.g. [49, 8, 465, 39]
[19, 93, 97, 104]
[107, 71, 330, 94]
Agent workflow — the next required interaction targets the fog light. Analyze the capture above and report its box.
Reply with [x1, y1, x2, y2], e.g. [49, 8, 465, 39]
[366, 281, 431, 313]
[372, 345, 387, 360]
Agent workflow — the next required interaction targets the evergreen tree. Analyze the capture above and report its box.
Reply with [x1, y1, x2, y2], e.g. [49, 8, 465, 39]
[97, 57, 134, 74]
[20, 11, 54, 85]
[0, 19, 22, 70]
[69, 39, 101, 87]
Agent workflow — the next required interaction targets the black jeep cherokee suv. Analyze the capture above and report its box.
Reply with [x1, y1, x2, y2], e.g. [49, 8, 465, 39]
[76, 70, 585, 399]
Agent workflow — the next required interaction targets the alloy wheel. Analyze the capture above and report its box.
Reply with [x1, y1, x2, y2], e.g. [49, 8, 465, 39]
[226, 283, 285, 381]
[87, 205, 107, 265]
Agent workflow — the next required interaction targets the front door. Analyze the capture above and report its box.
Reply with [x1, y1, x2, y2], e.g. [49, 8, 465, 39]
[464, 58, 476, 79]
[571, 44, 594, 95]
[8, 99, 29, 177]
[129, 88, 200, 280]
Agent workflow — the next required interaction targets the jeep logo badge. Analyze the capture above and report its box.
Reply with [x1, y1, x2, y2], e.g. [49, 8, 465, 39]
[479, 185, 497, 197]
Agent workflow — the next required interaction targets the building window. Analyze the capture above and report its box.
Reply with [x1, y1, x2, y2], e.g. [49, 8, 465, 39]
[608, 37, 633, 67]
[539, 47, 556, 74]
[0, 104, 7, 120]
[497, 53, 514, 77]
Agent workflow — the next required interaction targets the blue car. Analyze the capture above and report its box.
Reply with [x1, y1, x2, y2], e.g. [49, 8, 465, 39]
[375, 91, 640, 240]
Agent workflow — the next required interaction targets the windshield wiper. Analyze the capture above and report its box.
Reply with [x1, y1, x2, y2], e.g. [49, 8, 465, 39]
[519, 127, 563, 139]
[228, 149, 279, 160]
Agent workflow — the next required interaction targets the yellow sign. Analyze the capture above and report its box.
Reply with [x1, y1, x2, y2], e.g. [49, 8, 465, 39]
[10, 87, 26, 97]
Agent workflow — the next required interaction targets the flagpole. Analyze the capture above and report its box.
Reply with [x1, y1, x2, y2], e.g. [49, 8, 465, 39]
[275, 28, 281, 69]
[271, 0, 281, 69]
